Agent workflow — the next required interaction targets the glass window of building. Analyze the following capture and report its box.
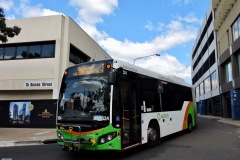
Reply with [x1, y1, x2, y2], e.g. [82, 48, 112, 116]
[238, 53, 240, 76]
[42, 44, 54, 57]
[4, 47, 15, 59]
[0, 47, 3, 59]
[238, 17, 240, 39]
[0, 41, 55, 60]
[225, 61, 232, 83]
[195, 85, 199, 97]
[29, 45, 41, 58]
[232, 22, 238, 41]
[232, 18, 239, 41]
[69, 44, 89, 64]
[204, 76, 211, 93]
[16, 46, 28, 59]
[200, 82, 204, 96]
[211, 71, 218, 89]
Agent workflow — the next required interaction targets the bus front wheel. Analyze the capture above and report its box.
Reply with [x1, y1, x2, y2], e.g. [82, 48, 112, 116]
[187, 115, 193, 133]
[147, 123, 160, 146]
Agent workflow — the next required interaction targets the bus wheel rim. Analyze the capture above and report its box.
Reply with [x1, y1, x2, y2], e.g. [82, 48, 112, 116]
[149, 128, 157, 141]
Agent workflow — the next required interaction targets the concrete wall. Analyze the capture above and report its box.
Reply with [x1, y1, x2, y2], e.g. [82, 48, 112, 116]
[217, 0, 240, 56]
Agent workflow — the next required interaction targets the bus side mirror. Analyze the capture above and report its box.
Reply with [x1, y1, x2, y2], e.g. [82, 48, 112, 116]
[158, 84, 164, 93]
[108, 71, 115, 85]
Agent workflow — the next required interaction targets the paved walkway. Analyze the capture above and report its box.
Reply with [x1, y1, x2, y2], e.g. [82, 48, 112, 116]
[198, 114, 240, 127]
[0, 115, 239, 147]
[0, 128, 56, 147]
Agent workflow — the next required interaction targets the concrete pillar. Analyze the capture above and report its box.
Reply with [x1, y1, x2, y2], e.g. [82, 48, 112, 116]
[221, 93, 228, 118]
[211, 98, 215, 116]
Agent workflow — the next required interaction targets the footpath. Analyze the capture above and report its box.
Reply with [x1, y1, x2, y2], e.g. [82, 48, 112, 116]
[0, 128, 56, 147]
[0, 115, 240, 147]
[198, 114, 240, 127]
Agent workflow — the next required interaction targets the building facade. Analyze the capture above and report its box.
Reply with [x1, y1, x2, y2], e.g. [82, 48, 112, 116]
[191, 2, 221, 117]
[192, 0, 240, 120]
[213, 0, 240, 119]
[0, 15, 112, 127]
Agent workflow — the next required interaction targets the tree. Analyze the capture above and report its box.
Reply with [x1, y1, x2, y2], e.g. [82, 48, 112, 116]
[0, 8, 21, 43]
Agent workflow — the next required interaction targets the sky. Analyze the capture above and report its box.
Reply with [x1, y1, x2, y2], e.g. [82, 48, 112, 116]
[1, 0, 211, 84]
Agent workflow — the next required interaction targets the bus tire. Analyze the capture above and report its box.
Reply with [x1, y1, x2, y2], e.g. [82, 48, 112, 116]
[187, 115, 193, 133]
[147, 122, 160, 147]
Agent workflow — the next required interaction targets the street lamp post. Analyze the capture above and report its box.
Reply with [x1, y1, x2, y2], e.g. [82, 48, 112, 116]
[133, 54, 160, 65]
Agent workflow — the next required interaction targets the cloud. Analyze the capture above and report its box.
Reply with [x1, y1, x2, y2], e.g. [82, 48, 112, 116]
[99, 36, 193, 81]
[177, 13, 203, 24]
[76, 20, 109, 42]
[156, 23, 165, 32]
[99, 38, 158, 60]
[172, 0, 194, 5]
[135, 54, 191, 79]
[144, 21, 154, 31]
[97, 18, 197, 82]
[101, 13, 200, 83]
[16, 0, 63, 18]
[69, 0, 118, 25]
[100, 19, 197, 59]
[69, 0, 118, 41]
[0, 0, 14, 11]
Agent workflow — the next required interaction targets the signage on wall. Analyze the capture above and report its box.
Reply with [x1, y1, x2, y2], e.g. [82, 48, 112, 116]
[24, 81, 53, 88]
[38, 109, 54, 118]
[0, 100, 57, 127]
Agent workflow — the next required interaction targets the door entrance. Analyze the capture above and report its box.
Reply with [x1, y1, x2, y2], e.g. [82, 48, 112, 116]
[119, 79, 141, 147]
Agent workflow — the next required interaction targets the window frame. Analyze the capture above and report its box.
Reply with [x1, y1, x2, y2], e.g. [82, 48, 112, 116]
[16, 46, 28, 59]
[211, 71, 218, 90]
[232, 16, 240, 42]
[4, 47, 15, 60]
[200, 82, 204, 96]
[224, 61, 233, 83]
[0, 47, 4, 59]
[204, 76, 211, 93]
[0, 41, 55, 60]
[237, 53, 240, 76]
[195, 85, 200, 97]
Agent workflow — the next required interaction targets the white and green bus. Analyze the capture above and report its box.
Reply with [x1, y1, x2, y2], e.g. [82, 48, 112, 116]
[56, 59, 197, 152]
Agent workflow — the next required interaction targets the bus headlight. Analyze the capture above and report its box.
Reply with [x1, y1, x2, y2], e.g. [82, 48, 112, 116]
[100, 138, 105, 144]
[57, 131, 63, 140]
[107, 134, 113, 141]
[98, 132, 117, 144]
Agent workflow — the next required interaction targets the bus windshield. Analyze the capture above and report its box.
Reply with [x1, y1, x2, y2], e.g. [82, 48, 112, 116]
[57, 75, 111, 124]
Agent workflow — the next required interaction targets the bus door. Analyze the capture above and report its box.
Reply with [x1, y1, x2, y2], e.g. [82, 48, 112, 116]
[119, 78, 141, 148]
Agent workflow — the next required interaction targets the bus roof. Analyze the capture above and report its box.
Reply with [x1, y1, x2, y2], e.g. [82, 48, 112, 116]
[112, 59, 192, 88]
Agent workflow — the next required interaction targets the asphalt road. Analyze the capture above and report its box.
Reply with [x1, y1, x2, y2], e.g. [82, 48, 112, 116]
[1, 117, 240, 160]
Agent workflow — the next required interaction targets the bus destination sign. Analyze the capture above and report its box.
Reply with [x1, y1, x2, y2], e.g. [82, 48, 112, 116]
[74, 63, 105, 76]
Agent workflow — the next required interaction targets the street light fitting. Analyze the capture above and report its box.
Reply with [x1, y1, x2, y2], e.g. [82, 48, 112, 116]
[133, 53, 160, 65]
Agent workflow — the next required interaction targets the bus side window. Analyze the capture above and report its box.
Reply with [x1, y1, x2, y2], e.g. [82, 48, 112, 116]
[139, 77, 161, 112]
